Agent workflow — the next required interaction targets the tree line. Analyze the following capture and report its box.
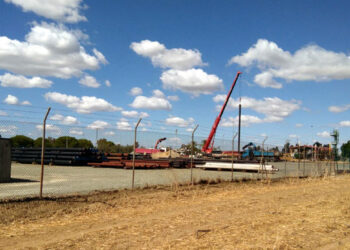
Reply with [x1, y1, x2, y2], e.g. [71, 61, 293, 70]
[10, 135, 94, 148]
[9, 135, 137, 154]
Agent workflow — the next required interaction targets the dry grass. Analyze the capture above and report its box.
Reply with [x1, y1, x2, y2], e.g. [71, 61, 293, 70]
[1, 176, 350, 249]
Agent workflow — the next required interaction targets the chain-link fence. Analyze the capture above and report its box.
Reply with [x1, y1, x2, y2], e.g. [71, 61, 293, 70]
[0, 119, 348, 201]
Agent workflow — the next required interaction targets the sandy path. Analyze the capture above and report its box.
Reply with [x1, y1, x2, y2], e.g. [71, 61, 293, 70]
[1, 176, 350, 249]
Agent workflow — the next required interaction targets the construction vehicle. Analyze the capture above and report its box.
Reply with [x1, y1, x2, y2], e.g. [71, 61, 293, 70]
[241, 142, 276, 161]
[135, 137, 167, 155]
[202, 71, 242, 154]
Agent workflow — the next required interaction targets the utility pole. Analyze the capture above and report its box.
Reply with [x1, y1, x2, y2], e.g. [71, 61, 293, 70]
[95, 128, 99, 148]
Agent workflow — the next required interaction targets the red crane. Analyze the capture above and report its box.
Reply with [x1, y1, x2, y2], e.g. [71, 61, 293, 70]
[201, 71, 242, 154]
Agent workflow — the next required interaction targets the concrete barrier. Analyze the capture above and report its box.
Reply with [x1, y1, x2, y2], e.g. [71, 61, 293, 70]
[0, 138, 11, 183]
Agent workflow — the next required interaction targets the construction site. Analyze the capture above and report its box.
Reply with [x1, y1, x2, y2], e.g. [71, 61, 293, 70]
[2, 0, 350, 248]
[1, 74, 350, 250]
[1, 71, 348, 197]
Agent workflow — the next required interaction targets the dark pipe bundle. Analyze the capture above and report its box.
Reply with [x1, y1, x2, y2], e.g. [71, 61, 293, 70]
[11, 148, 104, 166]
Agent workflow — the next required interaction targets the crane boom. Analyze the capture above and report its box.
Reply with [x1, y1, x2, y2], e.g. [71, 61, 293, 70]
[201, 71, 242, 154]
[155, 137, 166, 149]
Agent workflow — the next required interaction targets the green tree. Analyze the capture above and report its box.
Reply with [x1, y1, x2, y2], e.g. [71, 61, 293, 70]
[97, 139, 139, 153]
[77, 139, 93, 148]
[97, 138, 116, 153]
[282, 141, 290, 153]
[53, 136, 79, 148]
[10, 135, 34, 147]
[341, 141, 350, 159]
[33, 137, 54, 148]
[180, 141, 201, 155]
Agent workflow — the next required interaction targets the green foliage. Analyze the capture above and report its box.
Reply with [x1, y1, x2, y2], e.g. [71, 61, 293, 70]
[271, 146, 280, 152]
[53, 136, 79, 148]
[294, 153, 301, 159]
[282, 142, 290, 153]
[97, 138, 115, 153]
[97, 138, 137, 153]
[33, 137, 54, 148]
[180, 141, 201, 155]
[33, 137, 92, 148]
[77, 139, 93, 148]
[341, 140, 350, 159]
[10, 135, 132, 152]
[10, 135, 34, 147]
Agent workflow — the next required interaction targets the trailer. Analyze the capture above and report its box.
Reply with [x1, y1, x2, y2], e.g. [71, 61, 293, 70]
[196, 161, 278, 173]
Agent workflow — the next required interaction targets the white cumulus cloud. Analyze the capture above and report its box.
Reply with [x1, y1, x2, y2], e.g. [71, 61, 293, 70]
[36, 124, 61, 135]
[45, 92, 122, 114]
[21, 100, 31, 106]
[328, 104, 350, 113]
[317, 131, 331, 138]
[5, 0, 87, 23]
[339, 121, 350, 127]
[117, 118, 132, 131]
[254, 71, 282, 89]
[152, 89, 165, 98]
[121, 110, 149, 118]
[69, 128, 83, 136]
[129, 87, 143, 96]
[79, 75, 100, 88]
[130, 40, 205, 70]
[165, 116, 194, 128]
[0, 22, 106, 79]
[213, 95, 301, 123]
[229, 39, 350, 88]
[167, 95, 179, 101]
[0, 73, 53, 88]
[105, 80, 111, 87]
[104, 131, 115, 136]
[49, 114, 78, 125]
[161, 68, 223, 96]
[221, 115, 263, 127]
[4, 94, 31, 106]
[87, 120, 109, 130]
[130, 90, 172, 110]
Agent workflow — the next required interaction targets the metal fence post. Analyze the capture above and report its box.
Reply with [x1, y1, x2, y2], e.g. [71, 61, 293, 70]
[231, 132, 238, 182]
[284, 154, 287, 178]
[260, 136, 268, 179]
[298, 141, 301, 177]
[284, 140, 288, 178]
[40, 107, 51, 199]
[132, 118, 142, 190]
[191, 125, 199, 185]
[303, 146, 306, 177]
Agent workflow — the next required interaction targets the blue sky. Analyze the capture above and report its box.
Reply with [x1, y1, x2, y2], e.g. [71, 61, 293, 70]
[0, 0, 349, 148]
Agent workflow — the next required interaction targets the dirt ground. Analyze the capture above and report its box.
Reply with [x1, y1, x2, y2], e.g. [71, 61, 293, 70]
[1, 176, 350, 249]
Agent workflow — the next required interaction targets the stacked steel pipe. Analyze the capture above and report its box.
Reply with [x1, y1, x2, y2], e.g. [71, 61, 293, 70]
[88, 153, 205, 169]
[11, 148, 104, 166]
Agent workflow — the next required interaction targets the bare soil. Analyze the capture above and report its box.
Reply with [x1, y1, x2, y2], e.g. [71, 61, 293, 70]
[1, 176, 350, 249]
